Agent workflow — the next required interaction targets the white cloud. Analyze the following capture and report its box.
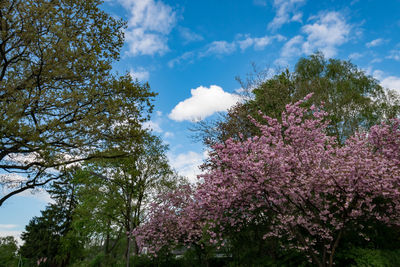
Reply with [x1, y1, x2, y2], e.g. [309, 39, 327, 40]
[253, 36, 272, 49]
[168, 51, 195, 68]
[129, 67, 150, 81]
[280, 35, 304, 58]
[169, 85, 242, 122]
[366, 38, 385, 48]
[121, 0, 175, 33]
[200, 41, 237, 57]
[120, 0, 176, 56]
[373, 70, 400, 93]
[381, 76, 400, 92]
[276, 11, 351, 64]
[168, 151, 207, 183]
[0, 173, 27, 190]
[0, 224, 26, 245]
[388, 49, 400, 61]
[301, 12, 350, 57]
[0, 224, 18, 229]
[349, 52, 363, 60]
[125, 28, 169, 56]
[238, 37, 254, 50]
[253, 0, 267, 6]
[164, 131, 174, 138]
[268, 0, 305, 31]
[19, 188, 54, 204]
[0, 229, 23, 245]
[169, 34, 284, 67]
[178, 27, 203, 43]
[220, 34, 285, 53]
[370, 58, 383, 63]
[237, 35, 277, 51]
[291, 12, 303, 22]
[143, 120, 162, 133]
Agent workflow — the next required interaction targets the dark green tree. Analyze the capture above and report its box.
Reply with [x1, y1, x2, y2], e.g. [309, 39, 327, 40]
[71, 133, 183, 266]
[20, 173, 81, 267]
[0, 0, 156, 206]
[195, 53, 400, 146]
[0, 236, 18, 267]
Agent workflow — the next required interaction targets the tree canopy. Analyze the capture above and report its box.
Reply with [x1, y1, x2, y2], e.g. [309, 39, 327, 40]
[0, 0, 156, 205]
[0, 236, 18, 267]
[195, 53, 400, 146]
[136, 95, 400, 267]
[19, 133, 184, 266]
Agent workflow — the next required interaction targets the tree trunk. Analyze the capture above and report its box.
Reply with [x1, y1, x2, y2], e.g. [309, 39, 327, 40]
[126, 234, 131, 267]
[328, 230, 343, 267]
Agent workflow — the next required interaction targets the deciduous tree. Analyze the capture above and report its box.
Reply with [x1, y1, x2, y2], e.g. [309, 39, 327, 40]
[141, 95, 400, 267]
[73, 133, 182, 266]
[194, 53, 399, 146]
[0, 0, 155, 206]
[0, 236, 18, 267]
[196, 95, 400, 266]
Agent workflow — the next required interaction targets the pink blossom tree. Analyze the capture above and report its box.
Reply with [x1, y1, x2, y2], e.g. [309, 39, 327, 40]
[135, 94, 400, 267]
[132, 185, 206, 257]
[196, 94, 400, 266]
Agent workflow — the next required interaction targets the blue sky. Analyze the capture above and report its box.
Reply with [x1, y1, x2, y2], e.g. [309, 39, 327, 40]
[1, 0, 400, 243]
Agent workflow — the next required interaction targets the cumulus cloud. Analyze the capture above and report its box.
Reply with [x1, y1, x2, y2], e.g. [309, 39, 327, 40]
[169, 85, 241, 122]
[120, 0, 177, 56]
[381, 76, 400, 93]
[125, 29, 168, 56]
[168, 151, 207, 183]
[373, 70, 400, 93]
[129, 67, 150, 81]
[366, 38, 385, 48]
[268, 0, 305, 31]
[276, 11, 351, 63]
[280, 35, 304, 58]
[301, 12, 350, 57]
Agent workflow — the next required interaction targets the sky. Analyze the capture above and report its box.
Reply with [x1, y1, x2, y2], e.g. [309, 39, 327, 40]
[1, 0, 400, 244]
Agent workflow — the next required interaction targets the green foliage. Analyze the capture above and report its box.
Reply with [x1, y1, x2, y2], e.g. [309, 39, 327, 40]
[18, 132, 182, 266]
[337, 248, 400, 267]
[20, 207, 63, 266]
[0, 236, 18, 267]
[0, 0, 156, 206]
[195, 53, 400, 146]
[71, 133, 181, 264]
[20, 173, 82, 266]
[221, 224, 311, 267]
[131, 254, 182, 267]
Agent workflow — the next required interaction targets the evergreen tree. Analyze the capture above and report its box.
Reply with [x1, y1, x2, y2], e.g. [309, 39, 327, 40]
[20, 173, 80, 267]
